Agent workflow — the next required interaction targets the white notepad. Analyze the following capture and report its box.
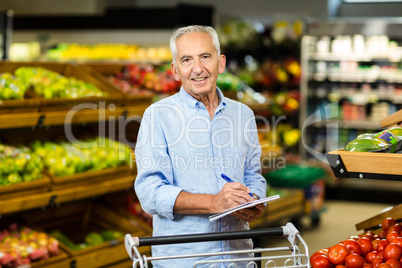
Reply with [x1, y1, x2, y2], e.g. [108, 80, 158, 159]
[208, 194, 280, 222]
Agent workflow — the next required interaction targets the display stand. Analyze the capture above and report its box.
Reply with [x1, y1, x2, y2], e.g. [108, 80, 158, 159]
[327, 109, 402, 180]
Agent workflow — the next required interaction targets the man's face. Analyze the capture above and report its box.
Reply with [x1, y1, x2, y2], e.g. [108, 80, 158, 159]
[171, 32, 226, 98]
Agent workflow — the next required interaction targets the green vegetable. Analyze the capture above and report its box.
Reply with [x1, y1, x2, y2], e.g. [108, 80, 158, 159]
[14, 67, 107, 99]
[50, 230, 85, 251]
[101, 230, 124, 241]
[84, 232, 104, 246]
[344, 137, 389, 152]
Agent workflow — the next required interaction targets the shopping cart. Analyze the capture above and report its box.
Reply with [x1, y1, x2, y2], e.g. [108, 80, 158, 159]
[124, 222, 310, 268]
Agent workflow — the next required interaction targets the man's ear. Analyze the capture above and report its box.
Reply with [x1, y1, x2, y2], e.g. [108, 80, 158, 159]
[218, 55, 226, 74]
[171, 62, 181, 81]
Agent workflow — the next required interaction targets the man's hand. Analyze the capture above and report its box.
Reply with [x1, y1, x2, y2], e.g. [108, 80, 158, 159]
[212, 182, 254, 212]
[231, 203, 265, 222]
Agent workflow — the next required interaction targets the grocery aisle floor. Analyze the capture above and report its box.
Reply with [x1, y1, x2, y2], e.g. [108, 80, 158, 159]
[258, 200, 394, 260]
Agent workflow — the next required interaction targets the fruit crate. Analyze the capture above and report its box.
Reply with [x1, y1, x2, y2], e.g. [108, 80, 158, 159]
[80, 62, 157, 105]
[0, 61, 125, 112]
[327, 109, 402, 180]
[355, 203, 402, 232]
[0, 215, 69, 268]
[22, 200, 148, 268]
[0, 173, 51, 200]
[46, 164, 134, 190]
[0, 89, 41, 114]
[326, 149, 402, 180]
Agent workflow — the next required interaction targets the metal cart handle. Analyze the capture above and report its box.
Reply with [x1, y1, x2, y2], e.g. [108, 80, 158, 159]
[125, 223, 300, 260]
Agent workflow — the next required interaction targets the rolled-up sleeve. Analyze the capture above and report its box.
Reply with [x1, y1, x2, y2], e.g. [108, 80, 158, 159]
[134, 108, 182, 220]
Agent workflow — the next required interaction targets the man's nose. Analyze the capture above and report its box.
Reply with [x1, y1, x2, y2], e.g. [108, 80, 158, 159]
[192, 59, 203, 73]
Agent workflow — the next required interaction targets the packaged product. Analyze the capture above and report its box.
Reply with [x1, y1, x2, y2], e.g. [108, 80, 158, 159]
[344, 127, 402, 153]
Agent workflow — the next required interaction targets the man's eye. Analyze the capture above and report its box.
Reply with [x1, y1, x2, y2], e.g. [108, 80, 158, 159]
[201, 55, 211, 62]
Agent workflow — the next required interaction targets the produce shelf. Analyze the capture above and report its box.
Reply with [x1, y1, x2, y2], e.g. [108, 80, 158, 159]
[0, 104, 149, 129]
[326, 149, 402, 180]
[355, 203, 402, 232]
[0, 175, 135, 215]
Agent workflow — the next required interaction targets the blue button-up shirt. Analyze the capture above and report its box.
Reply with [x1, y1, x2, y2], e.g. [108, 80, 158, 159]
[134, 87, 267, 267]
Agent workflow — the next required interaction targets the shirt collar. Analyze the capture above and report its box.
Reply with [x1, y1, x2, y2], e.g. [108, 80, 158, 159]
[178, 86, 227, 111]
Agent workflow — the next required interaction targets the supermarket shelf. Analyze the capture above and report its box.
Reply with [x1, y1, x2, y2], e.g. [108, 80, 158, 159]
[310, 53, 402, 63]
[311, 119, 382, 130]
[0, 104, 149, 129]
[0, 175, 135, 215]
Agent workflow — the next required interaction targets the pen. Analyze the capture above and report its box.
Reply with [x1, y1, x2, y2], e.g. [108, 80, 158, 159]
[221, 173, 254, 197]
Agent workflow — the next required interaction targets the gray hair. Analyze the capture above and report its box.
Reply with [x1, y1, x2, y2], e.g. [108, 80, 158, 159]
[169, 25, 221, 65]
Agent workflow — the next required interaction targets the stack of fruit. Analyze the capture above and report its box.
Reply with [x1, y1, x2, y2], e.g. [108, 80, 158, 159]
[0, 144, 43, 186]
[14, 67, 107, 99]
[50, 229, 123, 251]
[0, 73, 29, 100]
[0, 223, 60, 267]
[216, 72, 243, 93]
[31, 137, 132, 177]
[311, 217, 402, 268]
[108, 63, 181, 96]
[46, 43, 172, 62]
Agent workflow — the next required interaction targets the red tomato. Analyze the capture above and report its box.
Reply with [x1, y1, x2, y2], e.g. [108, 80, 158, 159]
[311, 251, 327, 262]
[312, 255, 331, 268]
[344, 239, 363, 255]
[379, 231, 388, 240]
[337, 265, 348, 268]
[384, 244, 402, 261]
[358, 237, 374, 256]
[383, 218, 398, 232]
[379, 240, 391, 252]
[350, 236, 361, 241]
[329, 244, 349, 265]
[373, 258, 384, 268]
[379, 252, 385, 260]
[394, 238, 402, 249]
[385, 259, 402, 268]
[378, 264, 392, 268]
[364, 264, 373, 268]
[387, 232, 401, 244]
[388, 225, 402, 235]
[366, 252, 380, 263]
[373, 239, 382, 251]
[345, 253, 365, 268]
[364, 232, 375, 242]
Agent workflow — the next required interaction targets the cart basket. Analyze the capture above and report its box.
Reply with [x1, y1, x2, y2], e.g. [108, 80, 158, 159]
[125, 222, 310, 268]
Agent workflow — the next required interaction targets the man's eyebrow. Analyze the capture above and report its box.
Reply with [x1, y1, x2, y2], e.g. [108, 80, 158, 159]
[200, 53, 212, 57]
[180, 55, 191, 61]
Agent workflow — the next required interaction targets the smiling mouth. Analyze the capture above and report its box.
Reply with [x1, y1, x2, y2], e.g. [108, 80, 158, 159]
[192, 77, 207, 82]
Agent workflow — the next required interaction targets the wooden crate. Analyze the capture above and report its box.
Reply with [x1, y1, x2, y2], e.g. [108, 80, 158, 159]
[0, 173, 51, 200]
[0, 216, 69, 267]
[46, 164, 134, 190]
[22, 200, 146, 268]
[0, 89, 41, 114]
[355, 204, 402, 232]
[80, 63, 154, 106]
[0, 61, 125, 112]
[327, 149, 402, 180]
